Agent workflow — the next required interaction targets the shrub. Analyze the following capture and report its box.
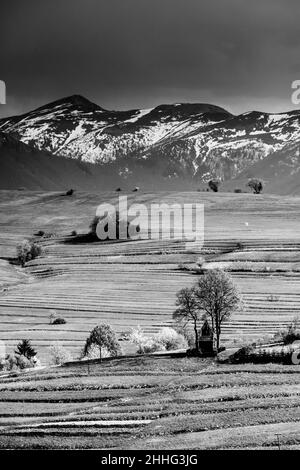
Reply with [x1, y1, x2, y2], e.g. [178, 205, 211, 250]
[34, 230, 45, 237]
[49, 310, 57, 324]
[177, 263, 191, 272]
[119, 331, 131, 341]
[247, 178, 263, 194]
[196, 256, 206, 268]
[130, 327, 162, 354]
[156, 327, 188, 351]
[234, 189, 242, 193]
[130, 327, 187, 354]
[175, 326, 196, 349]
[229, 343, 296, 364]
[66, 189, 74, 196]
[2, 354, 17, 371]
[49, 343, 72, 365]
[208, 180, 220, 192]
[42, 232, 57, 239]
[1, 352, 40, 371]
[15, 356, 32, 369]
[52, 317, 66, 325]
[16, 240, 42, 266]
[230, 344, 255, 363]
[71, 230, 77, 236]
[274, 317, 300, 345]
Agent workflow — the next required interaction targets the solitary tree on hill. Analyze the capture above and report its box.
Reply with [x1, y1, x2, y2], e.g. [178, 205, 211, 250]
[16, 240, 42, 267]
[208, 180, 220, 192]
[247, 178, 263, 194]
[83, 324, 121, 361]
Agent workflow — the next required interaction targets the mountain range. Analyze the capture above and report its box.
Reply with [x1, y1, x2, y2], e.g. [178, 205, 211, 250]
[0, 94, 299, 194]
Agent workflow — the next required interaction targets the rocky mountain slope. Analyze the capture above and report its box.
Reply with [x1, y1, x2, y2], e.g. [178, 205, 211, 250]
[0, 95, 300, 192]
[0, 130, 107, 190]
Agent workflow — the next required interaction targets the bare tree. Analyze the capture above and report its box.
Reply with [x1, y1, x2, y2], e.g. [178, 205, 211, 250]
[194, 270, 241, 350]
[173, 287, 204, 353]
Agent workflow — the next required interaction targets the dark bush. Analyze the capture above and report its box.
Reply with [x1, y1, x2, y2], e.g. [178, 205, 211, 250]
[208, 180, 220, 192]
[274, 318, 300, 345]
[16, 240, 42, 266]
[34, 230, 45, 237]
[247, 178, 263, 194]
[42, 232, 57, 239]
[52, 317, 66, 325]
[230, 344, 293, 364]
[230, 345, 254, 363]
[66, 189, 74, 196]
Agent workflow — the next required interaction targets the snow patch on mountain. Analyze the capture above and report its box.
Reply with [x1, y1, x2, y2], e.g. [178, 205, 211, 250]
[1, 95, 300, 184]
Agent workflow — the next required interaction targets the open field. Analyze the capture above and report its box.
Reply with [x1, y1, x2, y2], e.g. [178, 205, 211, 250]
[0, 190, 300, 448]
[0, 355, 299, 449]
[0, 190, 300, 362]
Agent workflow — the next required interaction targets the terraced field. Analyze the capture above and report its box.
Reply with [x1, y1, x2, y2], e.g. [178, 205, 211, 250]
[0, 190, 300, 362]
[0, 355, 299, 449]
[0, 190, 300, 449]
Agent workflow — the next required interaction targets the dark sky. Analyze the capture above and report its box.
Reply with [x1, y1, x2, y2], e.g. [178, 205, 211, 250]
[1, 0, 300, 118]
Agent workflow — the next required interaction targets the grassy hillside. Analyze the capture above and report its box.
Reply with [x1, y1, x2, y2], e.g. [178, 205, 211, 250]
[0, 190, 300, 363]
[0, 355, 299, 449]
[0, 190, 300, 449]
[225, 144, 300, 196]
[1, 130, 300, 194]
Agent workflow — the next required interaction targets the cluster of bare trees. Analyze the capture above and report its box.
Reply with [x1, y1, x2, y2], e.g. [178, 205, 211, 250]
[173, 270, 241, 353]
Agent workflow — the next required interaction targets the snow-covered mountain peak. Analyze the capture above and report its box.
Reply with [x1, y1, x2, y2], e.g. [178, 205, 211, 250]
[1, 96, 300, 187]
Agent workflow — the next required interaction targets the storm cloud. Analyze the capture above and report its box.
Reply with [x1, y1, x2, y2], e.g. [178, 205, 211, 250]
[1, 0, 300, 118]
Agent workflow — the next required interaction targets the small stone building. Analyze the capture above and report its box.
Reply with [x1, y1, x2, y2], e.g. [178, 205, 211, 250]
[198, 320, 215, 356]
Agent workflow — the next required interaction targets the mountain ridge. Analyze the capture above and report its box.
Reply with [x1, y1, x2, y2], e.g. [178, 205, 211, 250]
[0, 95, 300, 193]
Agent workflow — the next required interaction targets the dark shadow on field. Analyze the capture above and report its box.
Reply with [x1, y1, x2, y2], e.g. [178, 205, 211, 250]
[62, 233, 139, 245]
[62, 233, 99, 244]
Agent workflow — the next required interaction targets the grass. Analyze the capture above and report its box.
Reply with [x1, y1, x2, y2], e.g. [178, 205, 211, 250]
[0, 356, 299, 449]
[0, 190, 300, 448]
